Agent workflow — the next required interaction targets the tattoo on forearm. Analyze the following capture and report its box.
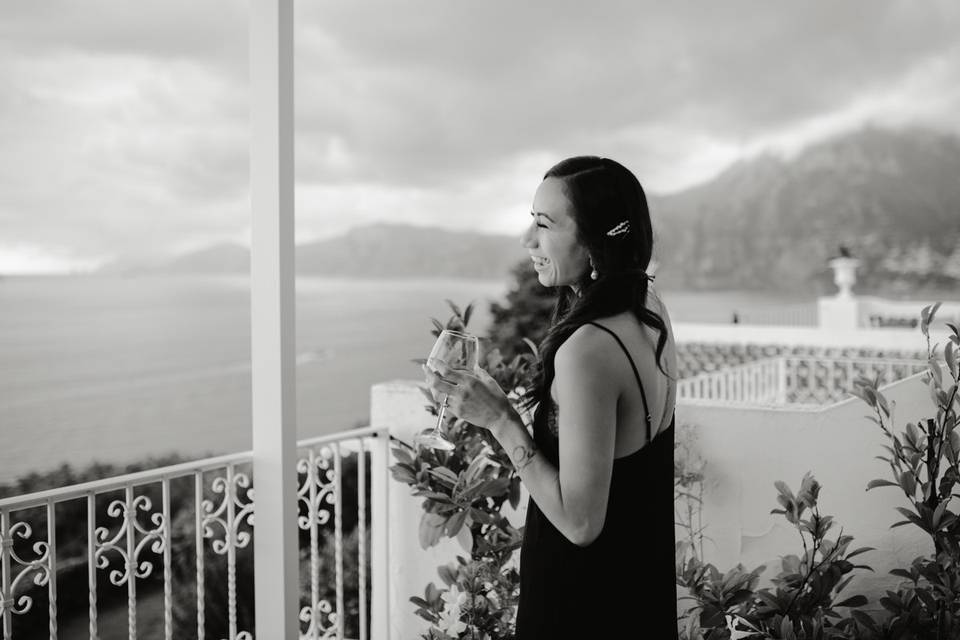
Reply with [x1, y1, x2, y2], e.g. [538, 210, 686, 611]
[512, 444, 538, 471]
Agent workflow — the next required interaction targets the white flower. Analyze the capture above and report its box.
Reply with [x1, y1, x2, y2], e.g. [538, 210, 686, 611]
[437, 585, 468, 637]
[481, 581, 500, 609]
[436, 608, 467, 637]
[441, 584, 469, 608]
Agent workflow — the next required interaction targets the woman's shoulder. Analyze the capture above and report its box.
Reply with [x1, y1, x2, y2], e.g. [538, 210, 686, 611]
[555, 322, 621, 365]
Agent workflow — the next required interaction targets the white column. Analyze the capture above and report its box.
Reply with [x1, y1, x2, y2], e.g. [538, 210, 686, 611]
[368, 425, 392, 640]
[250, 1, 298, 638]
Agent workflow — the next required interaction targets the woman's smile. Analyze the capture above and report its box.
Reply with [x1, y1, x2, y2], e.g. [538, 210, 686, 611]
[530, 255, 551, 271]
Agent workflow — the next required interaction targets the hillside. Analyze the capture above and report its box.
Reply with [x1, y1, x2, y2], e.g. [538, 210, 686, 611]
[119, 224, 527, 280]
[649, 126, 960, 292]
[106, 126, 960, 291]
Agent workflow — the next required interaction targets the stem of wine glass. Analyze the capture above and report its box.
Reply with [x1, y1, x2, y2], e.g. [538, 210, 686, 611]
[434, 393, 449, 430]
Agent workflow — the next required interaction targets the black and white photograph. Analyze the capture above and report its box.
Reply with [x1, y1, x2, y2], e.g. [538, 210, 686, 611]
[2, 1, 960, 638]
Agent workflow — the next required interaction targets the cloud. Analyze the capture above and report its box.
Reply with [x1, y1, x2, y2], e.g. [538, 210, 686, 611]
[1, 0, 959, 271]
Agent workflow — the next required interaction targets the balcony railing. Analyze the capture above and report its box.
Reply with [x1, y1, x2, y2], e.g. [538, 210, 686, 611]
[0, 426, 389, 640]
[677, 356, 927, 406]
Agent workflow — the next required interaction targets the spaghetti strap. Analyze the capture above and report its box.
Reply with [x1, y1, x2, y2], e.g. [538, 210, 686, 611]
[584, 321, 652, 442]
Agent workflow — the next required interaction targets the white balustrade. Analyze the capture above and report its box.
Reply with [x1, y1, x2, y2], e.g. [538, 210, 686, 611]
[0, 426, 388, 640]
[677, 356, 926, 407]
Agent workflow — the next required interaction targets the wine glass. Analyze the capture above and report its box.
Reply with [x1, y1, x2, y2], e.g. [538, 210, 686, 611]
[416, 329, 480, 450]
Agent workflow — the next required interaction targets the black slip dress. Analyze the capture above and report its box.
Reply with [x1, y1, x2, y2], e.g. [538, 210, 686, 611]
[515, 321, 678, 639]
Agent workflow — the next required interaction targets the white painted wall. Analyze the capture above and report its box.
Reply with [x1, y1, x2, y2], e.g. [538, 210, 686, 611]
[678, 371, 936, 614]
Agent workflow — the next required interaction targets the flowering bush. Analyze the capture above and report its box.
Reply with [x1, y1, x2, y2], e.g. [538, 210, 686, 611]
[390, 300, 537, 639]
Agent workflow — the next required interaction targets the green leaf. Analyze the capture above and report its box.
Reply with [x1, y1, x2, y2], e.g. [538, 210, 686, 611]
[906, 421, 920, 446]
[508, 477, 521, 510]
[835, 575, 855, 595]
[866, 478, 899, 491]
[521, 337, 539, 357]
[390, 465, 417, 485]
[851, 609, 879, 632]
[428, 467, 459, 487]
[930, 301, 943, 325]
[876, 391, 891, 417]
[462, 302, 474, 327]
[834, 595, 868, 608]
[899, 471, 917, 497]
[437, 562, 458, 586]
[946, 321, 960, 343]
[444, 509, 467, 537]
[477, 477, 511, 497]
[781, 615, 797, 640]
[444, 299, 463, 319]
[455, 520, 473, 553]
[929, 358, 944, 388]
[845, 546, 875, 560]
[419, 512, 447, 549]
[414, 490, 454, 503]
[932, 500, 950, 530]
[392, 447, 415, 466]
[889, 568, 914, 580]
[940, 513, 958, 531]
[461, 454, 488, 485]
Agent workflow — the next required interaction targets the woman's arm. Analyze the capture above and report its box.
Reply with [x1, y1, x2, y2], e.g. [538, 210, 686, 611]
[490, 326, 618, 546]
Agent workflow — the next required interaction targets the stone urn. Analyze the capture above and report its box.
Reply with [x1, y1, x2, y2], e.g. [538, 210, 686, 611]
[829, 256, 861, 298]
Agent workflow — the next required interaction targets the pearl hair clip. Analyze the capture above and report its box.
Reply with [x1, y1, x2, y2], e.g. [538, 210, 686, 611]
[606, 220, 630, 237]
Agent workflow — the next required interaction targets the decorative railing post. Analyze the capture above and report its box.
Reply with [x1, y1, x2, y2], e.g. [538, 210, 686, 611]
[0, 508, 53, 640]
[368, 429, 391, 640]
[1, 508, 11, 640]
[776, 357, 788, 404]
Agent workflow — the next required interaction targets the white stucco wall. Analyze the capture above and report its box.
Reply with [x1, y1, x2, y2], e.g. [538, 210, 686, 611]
[677, 370, 936, 612]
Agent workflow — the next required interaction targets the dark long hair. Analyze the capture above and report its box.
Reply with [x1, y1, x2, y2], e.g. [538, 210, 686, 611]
[525, 156, 669, 415]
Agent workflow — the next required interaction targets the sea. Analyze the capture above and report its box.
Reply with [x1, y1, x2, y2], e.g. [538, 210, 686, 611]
[0, 274, 823, 484]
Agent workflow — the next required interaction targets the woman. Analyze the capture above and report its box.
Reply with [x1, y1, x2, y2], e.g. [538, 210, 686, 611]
[425, 156, 678, 638]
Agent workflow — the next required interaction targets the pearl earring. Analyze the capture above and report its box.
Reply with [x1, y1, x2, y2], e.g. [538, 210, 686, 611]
[590, 263, 599, 280]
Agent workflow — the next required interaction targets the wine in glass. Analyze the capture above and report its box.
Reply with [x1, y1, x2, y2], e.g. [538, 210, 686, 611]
[416, 329, 480, 450]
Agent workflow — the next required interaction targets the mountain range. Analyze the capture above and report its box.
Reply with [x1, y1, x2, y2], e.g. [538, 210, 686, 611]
[107, 225, 528, 281]
[109, 126, 960, 292]
[648, 126, 960, 292]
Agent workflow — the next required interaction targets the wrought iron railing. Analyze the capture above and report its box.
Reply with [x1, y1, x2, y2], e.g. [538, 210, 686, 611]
[677, 358, 785, 405]
[0, 426, 388, 640]
[677, 356, 927, 406]
[781, 356, 927, 405]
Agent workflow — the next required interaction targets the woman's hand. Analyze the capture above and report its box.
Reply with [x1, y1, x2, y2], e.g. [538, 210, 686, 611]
[422, 361, 521, 435]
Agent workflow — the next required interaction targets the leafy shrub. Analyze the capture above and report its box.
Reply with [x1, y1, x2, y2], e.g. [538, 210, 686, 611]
[677, 474, 873, 640]
[390, 300, 537, 639]
[850, 303, 960, 639]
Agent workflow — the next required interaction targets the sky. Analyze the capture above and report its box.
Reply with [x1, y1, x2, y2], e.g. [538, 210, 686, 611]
[1, 1, 959, 274]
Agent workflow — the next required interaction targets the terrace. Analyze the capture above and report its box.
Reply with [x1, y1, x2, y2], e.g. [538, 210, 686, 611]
[1, 317, 948, 638]
[2, 3, 958, 638]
